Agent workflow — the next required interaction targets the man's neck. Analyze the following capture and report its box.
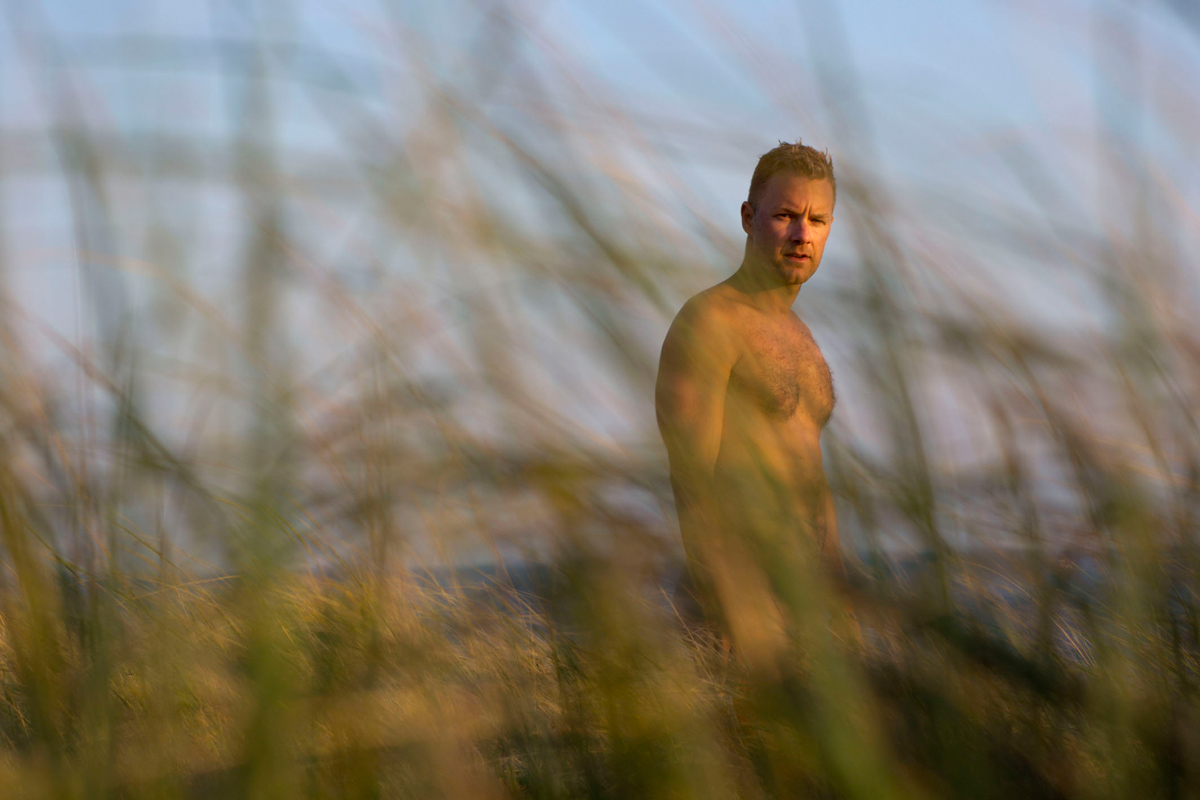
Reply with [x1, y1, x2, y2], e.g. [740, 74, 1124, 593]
[726, 261, 801, 315]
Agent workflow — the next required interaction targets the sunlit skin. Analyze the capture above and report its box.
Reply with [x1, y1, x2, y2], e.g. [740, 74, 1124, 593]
[656, 171, 856, 661]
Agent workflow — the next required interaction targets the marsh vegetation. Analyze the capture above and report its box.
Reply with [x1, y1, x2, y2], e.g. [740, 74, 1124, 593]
[0, 1, 1198, 797]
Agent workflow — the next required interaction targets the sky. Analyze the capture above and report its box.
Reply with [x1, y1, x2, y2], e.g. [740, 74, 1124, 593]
[2, 0, 1198, 363]
[1, 0, 1199, 560]
[4, 0, 1196, 232]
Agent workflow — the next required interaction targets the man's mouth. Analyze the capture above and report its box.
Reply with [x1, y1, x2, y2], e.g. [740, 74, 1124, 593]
[785, 254, 810, 261]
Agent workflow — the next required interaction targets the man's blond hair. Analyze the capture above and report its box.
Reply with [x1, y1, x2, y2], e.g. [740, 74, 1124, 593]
[747, 140, 836, 208]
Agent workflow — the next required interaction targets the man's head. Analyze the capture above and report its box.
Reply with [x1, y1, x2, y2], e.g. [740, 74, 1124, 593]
[741, 140, 836, 287]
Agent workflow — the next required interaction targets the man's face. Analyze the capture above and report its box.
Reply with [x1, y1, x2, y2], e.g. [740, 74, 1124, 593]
[741, 172, 835, 286]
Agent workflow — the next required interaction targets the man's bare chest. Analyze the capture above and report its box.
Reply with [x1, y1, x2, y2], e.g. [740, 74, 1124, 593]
[728, 316, 835, 423]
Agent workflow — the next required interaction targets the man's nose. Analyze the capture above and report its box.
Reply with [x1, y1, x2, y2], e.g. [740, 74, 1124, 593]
[791, 220, 814, 243]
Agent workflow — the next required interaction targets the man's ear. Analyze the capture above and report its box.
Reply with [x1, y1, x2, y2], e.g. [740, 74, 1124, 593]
[740, 201, 754, 235]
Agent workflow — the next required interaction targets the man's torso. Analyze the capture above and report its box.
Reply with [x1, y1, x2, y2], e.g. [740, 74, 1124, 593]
[702, 284, 836, 542]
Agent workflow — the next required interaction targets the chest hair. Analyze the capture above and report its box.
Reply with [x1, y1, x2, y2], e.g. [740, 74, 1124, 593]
[734, 317, 835, 422]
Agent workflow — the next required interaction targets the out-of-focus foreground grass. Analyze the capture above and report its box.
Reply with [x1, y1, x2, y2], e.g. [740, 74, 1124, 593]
[0, 1, 1199, 797]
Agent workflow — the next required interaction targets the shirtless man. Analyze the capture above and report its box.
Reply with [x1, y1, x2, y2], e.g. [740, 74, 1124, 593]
[656, 141, 853, 660]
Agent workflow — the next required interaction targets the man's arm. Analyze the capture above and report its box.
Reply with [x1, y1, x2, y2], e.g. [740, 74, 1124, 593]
[655, 297, 739, 572]
[820, 483, 843, 573]
[821, 479, 862, 645]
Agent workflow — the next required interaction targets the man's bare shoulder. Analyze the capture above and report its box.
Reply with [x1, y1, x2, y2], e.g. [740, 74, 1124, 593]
[668, 283, 745, 335]
[658, 284, 745, 382]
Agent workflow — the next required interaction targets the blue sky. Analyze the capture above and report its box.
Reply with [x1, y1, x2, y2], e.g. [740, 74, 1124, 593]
[6, 0, 1196, 194]
[2, 0, 1199, 561]
[2, 0, 1199, 443]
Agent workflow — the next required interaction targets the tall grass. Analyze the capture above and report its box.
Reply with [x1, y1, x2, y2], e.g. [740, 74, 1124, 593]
[0, 0, 1198, 796]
